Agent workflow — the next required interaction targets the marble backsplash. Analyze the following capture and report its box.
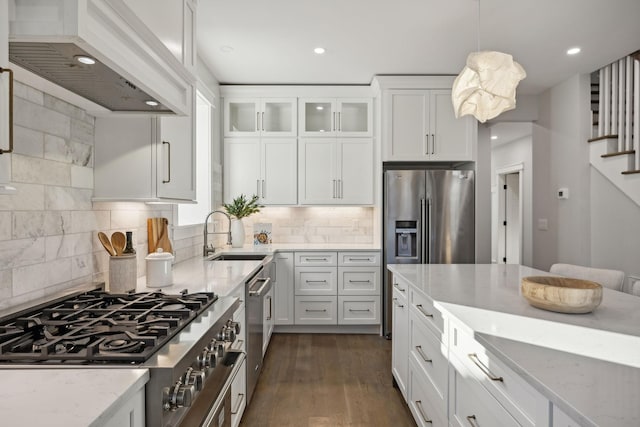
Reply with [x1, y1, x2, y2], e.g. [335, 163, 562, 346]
[0, 81, 374, 311]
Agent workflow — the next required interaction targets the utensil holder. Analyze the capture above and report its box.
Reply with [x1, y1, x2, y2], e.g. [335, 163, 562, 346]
[109, 255, 137, 293]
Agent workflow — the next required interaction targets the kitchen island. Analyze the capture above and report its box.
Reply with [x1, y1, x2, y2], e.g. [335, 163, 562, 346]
[388, 263, 640, 427]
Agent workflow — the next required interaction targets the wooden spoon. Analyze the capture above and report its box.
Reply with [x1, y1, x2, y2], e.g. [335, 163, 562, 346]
[98, 232, 116, 256]
[111, 231, 126, 256]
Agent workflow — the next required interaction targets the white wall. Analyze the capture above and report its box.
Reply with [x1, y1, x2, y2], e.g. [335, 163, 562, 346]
[531, 120, 555, 270]
[475, 124, 492, 263]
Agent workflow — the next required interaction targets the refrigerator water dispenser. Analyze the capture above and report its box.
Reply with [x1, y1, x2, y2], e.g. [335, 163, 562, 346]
[395, 221, 417, 258]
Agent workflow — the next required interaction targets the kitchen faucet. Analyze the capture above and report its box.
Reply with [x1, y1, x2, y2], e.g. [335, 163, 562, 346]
[203, 210, 232, 256]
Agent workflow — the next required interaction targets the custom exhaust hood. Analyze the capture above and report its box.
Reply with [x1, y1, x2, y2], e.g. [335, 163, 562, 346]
[9, 0, 193, 115]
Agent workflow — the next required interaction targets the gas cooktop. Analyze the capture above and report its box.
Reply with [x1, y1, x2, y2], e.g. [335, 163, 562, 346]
[0, 289, 218, 364]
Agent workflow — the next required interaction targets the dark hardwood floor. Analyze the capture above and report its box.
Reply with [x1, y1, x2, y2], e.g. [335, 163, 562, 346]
[239, 333, 416, 427]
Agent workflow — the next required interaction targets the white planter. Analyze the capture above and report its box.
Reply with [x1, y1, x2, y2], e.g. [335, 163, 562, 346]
[231, 219, 245, 248]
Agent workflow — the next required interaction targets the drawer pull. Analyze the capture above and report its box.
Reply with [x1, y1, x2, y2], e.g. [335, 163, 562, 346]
[348, 280, 371, 283]
[415, 345, 432, 363]
[466, 415, 479, 427]
[305, 309, 327, 312]
[414, 400, 433, 424]
[393, 283, 406, 292]
[468, 353, 504, 382]
[348, 308, 371, 312]
[304, 257, 329, 261]
[347, 257, 371, 261]
[231, 393, 245, 415]
[306, 280, 328, 283]
[415, 304, 434, 319]
[392, 298, 404, 308]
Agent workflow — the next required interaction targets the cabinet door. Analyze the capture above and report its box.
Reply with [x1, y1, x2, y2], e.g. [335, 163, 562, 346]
[274, 252, 295, 325]
[261, 98, 297, 136]
[157, 108, 196, 201]
[230, 357, 246, 427]
[224, 99, 260, 137]
[224, 139, 261, 203]
[337, 138, 373, 204]
[261, 139, 297, 205]
[263, 287, 273, 356]
[392, 284, 409, 400]
[337, 98, 372, 137]
[430, 90, 474, 161]
[299, 98, 337, 136]
[299, 138, 338, 204]
[386, 90, 429, 161]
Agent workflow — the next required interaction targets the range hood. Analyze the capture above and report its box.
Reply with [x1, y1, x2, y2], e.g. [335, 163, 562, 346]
[9, 0, 193, 115]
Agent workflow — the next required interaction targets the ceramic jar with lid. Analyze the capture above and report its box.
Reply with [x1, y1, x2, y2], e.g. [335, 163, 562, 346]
[145, 248, 174, 287]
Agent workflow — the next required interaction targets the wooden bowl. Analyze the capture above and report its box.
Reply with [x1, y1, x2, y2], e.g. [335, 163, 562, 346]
[521, 276, 603, 314]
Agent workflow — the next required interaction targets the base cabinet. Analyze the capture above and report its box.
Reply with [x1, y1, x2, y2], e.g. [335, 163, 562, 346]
[408, 357, 447, 427]
[230, 357, 247, 427]
[273, 252, 294, 325]
[102, 386, 145, 427]
[391, 280, 409, 399]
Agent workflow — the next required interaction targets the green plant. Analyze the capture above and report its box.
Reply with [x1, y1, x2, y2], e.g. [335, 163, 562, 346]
[223, 194, 263, 219]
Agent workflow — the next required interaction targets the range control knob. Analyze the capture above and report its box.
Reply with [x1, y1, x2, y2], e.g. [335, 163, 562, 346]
[226, 320, 241, 335]
[197, 349, 217, 370]
[222, 326, 236, 342]
[184, 369, 206, 391]
[162, 383, 195, 411]
[209, 340, 226, 358]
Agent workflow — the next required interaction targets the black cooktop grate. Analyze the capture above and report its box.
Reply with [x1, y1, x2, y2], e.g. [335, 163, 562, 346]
[0, 290, 217, 364]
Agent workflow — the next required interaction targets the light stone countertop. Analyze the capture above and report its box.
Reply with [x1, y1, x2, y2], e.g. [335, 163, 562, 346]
[387, 263, 640, 427]
[0, 369, 149, 427]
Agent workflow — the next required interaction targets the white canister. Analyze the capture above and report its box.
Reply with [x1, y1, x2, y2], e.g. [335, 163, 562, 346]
[145, 248, 174, 288]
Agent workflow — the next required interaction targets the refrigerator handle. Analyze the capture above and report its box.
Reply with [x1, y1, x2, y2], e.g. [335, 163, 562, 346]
[427, 198, 432, 263]
[420, 199, 427, 264]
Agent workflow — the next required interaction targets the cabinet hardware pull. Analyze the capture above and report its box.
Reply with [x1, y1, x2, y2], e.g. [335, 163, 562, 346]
[306, 280, 327, 283]
[261, 112, 264, 131]
[266, 296, 272, 320]
[393, 283, 406, 292]
[466, 415, 479, 427]
[305, 257, 328, 261]
[231, 393, 245, 415]
[162, 141, 171, 183]
[305, 309, 327, 312]
[332, 179, 337, 198]
[392, 298, 404, 308]
[414, 400, 433, 424]
[257, 112, 260, 131]
[423, 134, 428, 155]
[257, 180, 261, 198]
[348, 257, 371, 261]
[339, 179, 343, 199]
[333, 112, 336, 131]
[0, 67, 14, 154]
[415, 345, 432, 363]
[415, 304, 434, 319]
[262, 180, 266, 198]
[468, 353, 504, 382]
[431, 134, 435, 155]
[348, 308, 371, 312]
[348, 280, 371, 283]
[338, 112, 341, 132]
[249, 278, 271, 296]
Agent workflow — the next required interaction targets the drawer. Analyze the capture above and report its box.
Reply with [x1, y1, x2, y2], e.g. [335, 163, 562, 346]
[450, 323, 548, 427]
[450, 356, 521, 427]
[408, 357, 447, 427]
[294, 296, 337, 324]
[337, 251, 380, 266]
[392, 276, 409, 300]
[410, 311, 447, 406]
[410, 288, 445, 336]
[230, 356, 246, 427]
[231, 305, 246, 353]
[295, 267, 337, 295]
[338, 295, 380, 324]
[295, 252, 337, 266]
[338, 267, 380, 295]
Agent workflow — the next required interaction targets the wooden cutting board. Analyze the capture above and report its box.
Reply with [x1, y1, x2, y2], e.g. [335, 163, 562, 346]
[147, 217, 173, 254]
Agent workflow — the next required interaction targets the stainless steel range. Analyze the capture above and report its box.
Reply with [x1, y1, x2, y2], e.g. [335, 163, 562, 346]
[0, 288, 243, 427]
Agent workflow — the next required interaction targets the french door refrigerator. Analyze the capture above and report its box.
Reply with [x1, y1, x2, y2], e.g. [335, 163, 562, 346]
[383, 168, 475, 337]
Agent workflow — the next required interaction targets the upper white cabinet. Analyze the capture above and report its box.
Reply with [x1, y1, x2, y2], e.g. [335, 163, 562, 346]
[299, 138, 373, 205]
[299, 98, 372, 137]
[224, 138, 297, 205]
[385, 89, 474, 161]
[224, 98, 297, 137]
[94, 87, 196, 202]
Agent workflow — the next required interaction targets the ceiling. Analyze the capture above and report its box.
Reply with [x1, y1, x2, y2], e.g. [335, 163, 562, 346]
[197, 0, 640, 95]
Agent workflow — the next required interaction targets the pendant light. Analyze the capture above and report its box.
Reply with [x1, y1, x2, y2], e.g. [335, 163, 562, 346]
[451, 0, 526, 123]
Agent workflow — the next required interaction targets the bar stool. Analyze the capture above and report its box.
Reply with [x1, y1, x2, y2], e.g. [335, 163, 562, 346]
[549, 263, 625, 291]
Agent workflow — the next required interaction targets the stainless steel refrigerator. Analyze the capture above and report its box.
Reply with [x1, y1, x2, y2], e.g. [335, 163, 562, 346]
[383, 168, 475, 337]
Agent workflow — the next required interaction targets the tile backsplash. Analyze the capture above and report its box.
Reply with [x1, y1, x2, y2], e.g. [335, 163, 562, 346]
[0, 81, 374, 311]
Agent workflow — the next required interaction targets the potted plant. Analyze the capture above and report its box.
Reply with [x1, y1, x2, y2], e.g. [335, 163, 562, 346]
[223, 194, 262, 247]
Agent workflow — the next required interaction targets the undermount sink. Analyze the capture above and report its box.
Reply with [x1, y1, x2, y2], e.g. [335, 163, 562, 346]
[209, 253, 267, 261]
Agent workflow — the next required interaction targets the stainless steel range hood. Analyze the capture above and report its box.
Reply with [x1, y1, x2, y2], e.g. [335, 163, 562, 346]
[9, 0, 194, 115]
[9, 42, 171, 113]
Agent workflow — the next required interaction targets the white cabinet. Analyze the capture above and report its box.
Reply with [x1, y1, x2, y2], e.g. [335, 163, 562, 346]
[408, 357, 447, 427]
[273, 252, 295, 325]
[384, 89, 475, 161]
[299, 138, 373, 205]
[224, 98, 297, 137]
[299, 98, 372, 137]
[392, 279, 410, 400]
[94, 87, 196, 202]
[337, 295, 380, 325]
[230, 357, 246, 427]
[263, 285, 274, 356]
[552, 405, 580, 427]
[224, 138, 297, 205]
[102, 385, 145, 427]
[294, 295, 338, 325]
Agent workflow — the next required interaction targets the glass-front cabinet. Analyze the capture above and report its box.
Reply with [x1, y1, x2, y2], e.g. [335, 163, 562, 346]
[299, 98, 372, 137]
[224, 98, 297, 137]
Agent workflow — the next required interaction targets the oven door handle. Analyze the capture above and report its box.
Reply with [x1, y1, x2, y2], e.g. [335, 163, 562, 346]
[249, 278, 271, 296]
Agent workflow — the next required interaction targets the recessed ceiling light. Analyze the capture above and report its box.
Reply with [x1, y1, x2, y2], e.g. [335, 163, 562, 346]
[145, 100, 159, 107]
[314, 47, 326, 55]
[316, 106, 324, 110]
[75, 55, 96, 65]
[566, 47, 581, 55]
[491, 135, 498, 140]
[220, 45, 234, 53]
